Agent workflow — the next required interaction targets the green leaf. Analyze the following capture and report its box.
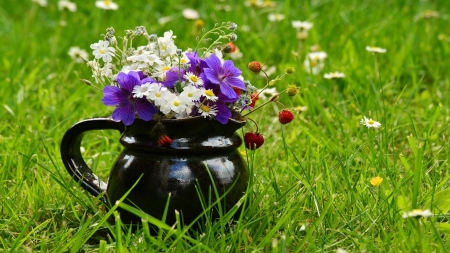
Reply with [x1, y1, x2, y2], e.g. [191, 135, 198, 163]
[425, 188, 450, 213]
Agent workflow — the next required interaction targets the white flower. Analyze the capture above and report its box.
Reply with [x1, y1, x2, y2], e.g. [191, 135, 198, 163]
[258, 87, 278, 100]
[304, 51, 327, 75]
[183, 72, 203, 86]
[324, 71, 345, 79]
[32, 0, 47, 7]
[165, 94, 188, 114]
[177, 53, 191, 66]
[95, 0, 118, 10]
[203, 89, 218, 102]
[58, 0, 77, 12]
[90, 40, 116, 63]
[336, 248, 348, 253]
[198, 104, 218, 118]
[360, 116, 381, 129]
[152, 65, 173, 80]
[133, 83, 152, 98]
[68, 46, 88, 63]
[402, 209, 433, 218]
[180, 85, 203, 105]
[366, 46, 387, 54]
[158, 16, 175, 25]
[101, 62, 114, 79]
[292, 21, 313, 31]
[182, 8, 200, 20]
[146, 84, 171, 107]
[268, 13, 285, 22]
[157, 30, 178, 57]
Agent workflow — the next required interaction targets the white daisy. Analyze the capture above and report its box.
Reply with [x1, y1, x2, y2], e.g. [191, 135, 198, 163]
[198, 104, 218, 118]
[95, 0, 118, 10]
[402, 209, 433, 218]
[203, 89, 218, 101]
[292, 21, 313, 31]
[268, 13, 285, 22]
[182, 8, 200, 20]
[32, 0, 47, 7]
[90, 40, 116, 63]
[68, 46, 88, 63]
[360, 116, 382, 129]
[366, 46, 387, 54]
[324, 71, 345, 79]
[58, 0, 77, 12]
[183, 72, 203, 86]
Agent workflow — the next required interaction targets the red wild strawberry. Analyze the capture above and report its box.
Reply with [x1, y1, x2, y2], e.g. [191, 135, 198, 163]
[278, 109, 294, 124]
[233, 87, 241, 96]
[244, 132, 264, 150]
[158, 135, 173, 147]
[248, 61, 262, 73]
[227, 42, 237, 53]
[249, 92, 259, 108]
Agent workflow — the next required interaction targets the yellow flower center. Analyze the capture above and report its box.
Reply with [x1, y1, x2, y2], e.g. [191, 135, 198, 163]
[180, 59, 187, 64]
[205, 90, 214, 97]
[368, 119, 375, 125]
[155, 92, 161, 98]
[201, 105, 210, 112]
[173, 101, 180, 106]
[187, 92, 193, 97]
[99, 48, 106, 54]
[162, 66, 171, 71]
[189, 75, 199, 82]
[104, 0, 111, 6]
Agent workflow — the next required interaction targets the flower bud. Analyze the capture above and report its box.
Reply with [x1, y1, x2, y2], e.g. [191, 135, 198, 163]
[248, 61, 262, 73]
[228, 33, 238, 41]
[285, 67, 295, 75]
[286, 84, 299, 96]
[228, 22, 238, 31]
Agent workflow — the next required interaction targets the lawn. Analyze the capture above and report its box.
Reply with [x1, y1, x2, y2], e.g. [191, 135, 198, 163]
[1, 0, 450, 252]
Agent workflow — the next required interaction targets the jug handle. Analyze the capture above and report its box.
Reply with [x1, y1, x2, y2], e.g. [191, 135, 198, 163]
[60, 118, 125, 204]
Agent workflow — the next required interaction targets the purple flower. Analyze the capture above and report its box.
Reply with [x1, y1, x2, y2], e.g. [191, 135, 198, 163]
[203, 54, 246, 101]
[102, 71, 157, 126]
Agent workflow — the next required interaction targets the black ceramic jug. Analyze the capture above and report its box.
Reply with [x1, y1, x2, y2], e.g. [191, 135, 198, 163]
[60, 116, 249, 227]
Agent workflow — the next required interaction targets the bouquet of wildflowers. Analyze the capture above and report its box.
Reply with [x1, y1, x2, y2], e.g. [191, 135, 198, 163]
[83, 22, 296, 149]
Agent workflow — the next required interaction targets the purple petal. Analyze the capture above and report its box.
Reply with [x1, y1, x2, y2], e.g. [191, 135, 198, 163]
[112, 103, 135, 126]
[205, 54, 222, 72]
[219, 83, 238, 100]
[141, 77, 156, 85]
[204, 68, 221, 85]
[214, 102, 231, 124]
[135, 99, 157, 121]
[163, 67, 184, 88]
[224, 77, 246, 90]
[223, 60, 242, 76]
[117, 72, 140, 92]
[102, 86, 126, 106]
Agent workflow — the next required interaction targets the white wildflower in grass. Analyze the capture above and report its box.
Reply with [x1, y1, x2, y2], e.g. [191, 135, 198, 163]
[157, 30, 178, 57]
[304, 51, 327, 75]
[183, 72, 203, 86]
[402, 209, 433, 219]
[158, 16, 175, 25]
[95, 0, 118, 10]
[336, 248, 348, 253]
[292, 21, 313, 31]
[366, 46, 387, 54]
[268, 13, 285, 22]
[68, 47, 88, 63]
[182, 8, 200, 20]
[258, 87, 278, 100]
[360, 116, 381, 129]
[324, 71, 346, 79]
[32, 0, 47, 7]
[90, 40, 116, 63]
[58, 0, 77, 12]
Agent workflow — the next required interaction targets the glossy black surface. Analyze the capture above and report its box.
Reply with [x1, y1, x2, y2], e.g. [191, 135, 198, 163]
[61, 116, 248, 226]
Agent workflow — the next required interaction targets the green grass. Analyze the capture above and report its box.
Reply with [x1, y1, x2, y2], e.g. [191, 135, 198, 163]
[1, 0, 450, 252]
